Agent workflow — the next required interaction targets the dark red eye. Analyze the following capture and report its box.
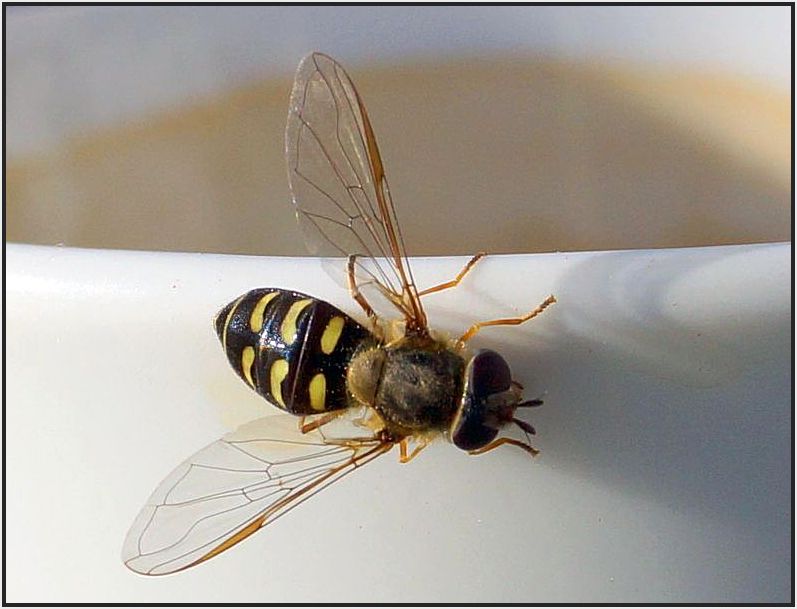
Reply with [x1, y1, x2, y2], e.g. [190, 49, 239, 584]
[451, 350, 512, 451]
[469, 350, 512, 396]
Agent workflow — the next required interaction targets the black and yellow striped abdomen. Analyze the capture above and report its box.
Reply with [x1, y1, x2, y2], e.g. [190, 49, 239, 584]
[214, 288, 372, 415]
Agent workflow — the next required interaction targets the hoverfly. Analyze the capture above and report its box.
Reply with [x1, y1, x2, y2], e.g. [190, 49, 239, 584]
[123, 53, 555, 575]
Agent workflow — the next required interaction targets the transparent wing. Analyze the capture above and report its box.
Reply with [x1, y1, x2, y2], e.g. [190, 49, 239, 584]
[122, 414, 393, 575]
[285, 52, 428, 333]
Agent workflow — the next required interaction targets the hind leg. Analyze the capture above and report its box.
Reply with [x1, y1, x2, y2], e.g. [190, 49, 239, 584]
[299, 410, 344, 434]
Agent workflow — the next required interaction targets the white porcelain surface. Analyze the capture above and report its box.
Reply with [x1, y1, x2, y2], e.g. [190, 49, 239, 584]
[6, 242, 791, 602]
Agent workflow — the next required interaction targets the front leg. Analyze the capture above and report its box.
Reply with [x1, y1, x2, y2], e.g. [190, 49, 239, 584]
[469, 437, 539, 458]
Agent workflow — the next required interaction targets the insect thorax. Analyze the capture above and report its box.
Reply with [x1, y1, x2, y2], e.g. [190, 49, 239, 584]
[347, 335, 465, 437]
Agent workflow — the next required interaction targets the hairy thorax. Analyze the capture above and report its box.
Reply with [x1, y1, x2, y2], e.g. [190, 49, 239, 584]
[347, 334, 466, 437]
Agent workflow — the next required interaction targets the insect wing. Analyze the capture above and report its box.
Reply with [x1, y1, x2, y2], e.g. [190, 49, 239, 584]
[285, 52, 427, 332]
[123, 414, 392, 575]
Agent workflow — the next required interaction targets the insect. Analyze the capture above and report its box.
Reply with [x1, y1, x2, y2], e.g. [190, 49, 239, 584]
[122, 53, 555, 575]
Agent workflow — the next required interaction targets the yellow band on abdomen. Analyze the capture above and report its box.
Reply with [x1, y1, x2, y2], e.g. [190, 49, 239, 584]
[320, 316, 345, 354]
[281, 299, 313, 345]
[308, 373, 326, 411]
[241, 346, 256, 386]
[249, 291, 279, 332]
[270, 359, 290, 407]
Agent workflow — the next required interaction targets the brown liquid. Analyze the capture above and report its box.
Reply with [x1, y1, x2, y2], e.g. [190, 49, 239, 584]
[6, 56, 790, 255]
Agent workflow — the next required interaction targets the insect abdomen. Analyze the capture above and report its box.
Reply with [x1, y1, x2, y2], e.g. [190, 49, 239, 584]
[215, 288, 372, 414]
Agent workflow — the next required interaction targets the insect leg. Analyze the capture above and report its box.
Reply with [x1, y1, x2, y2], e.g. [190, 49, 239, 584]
[349, 406, 388, 432]
[322, 435, 394, 452]
[419, 253, 486, 296]
[468, 437, 539, 458]
[347, 255, 378, 321]
[399, 437, 430, 463]
[299, 410, 345, 434]
[456, 295, 556, 348]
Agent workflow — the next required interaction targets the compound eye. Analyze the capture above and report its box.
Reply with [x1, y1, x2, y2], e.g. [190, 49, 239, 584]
[451, 350, 511, 451]
[469, 349, 512, 397]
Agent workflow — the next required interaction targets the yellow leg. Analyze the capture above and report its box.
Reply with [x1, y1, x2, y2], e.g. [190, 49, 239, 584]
[347, 255, 377, 320]
[322, 435, 387, 448]
[457, 295, 556, 348]
[299, 410, 344, 434]
[419, 253, 486, 297]
[469, 437, 539, 458]
[399, 437, 430, 463]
